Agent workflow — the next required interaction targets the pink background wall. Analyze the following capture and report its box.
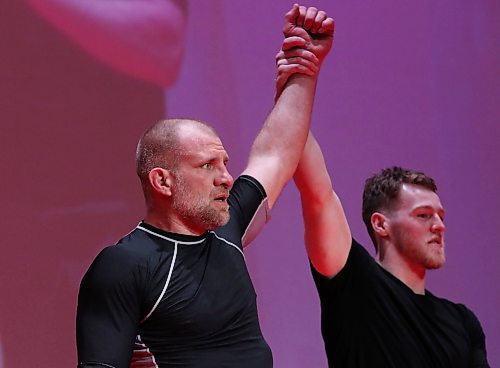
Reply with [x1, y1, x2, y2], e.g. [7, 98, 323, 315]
[1, 1, 498, 367]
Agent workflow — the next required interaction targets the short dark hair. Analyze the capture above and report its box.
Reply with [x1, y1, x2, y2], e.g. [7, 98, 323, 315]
[136, 119, 181, 184]
[362, 166, 437, 249]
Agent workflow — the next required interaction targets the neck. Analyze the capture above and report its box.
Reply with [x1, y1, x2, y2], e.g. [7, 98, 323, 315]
[376, 250, 426, 295]
[144, 210, 205, 236]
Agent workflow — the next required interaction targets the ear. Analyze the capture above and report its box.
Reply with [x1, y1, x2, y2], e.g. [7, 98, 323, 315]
[148, 168, 173, 196]
[371, 212, 389, 238]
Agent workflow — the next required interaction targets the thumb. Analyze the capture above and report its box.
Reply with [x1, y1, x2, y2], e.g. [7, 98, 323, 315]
[283, 4, 300, 33]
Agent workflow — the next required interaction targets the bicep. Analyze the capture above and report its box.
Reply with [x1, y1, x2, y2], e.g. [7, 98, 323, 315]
[76, 253, 142, 367]
[224, 176, 270, 247]
[242, 153, 290, 211]
[463, 308, 490, 367]
[77, 300, 138, 368]
[303, 190, 351, 278]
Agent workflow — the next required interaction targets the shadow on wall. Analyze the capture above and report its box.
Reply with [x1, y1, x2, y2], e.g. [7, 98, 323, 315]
[0, 1, 186, 366]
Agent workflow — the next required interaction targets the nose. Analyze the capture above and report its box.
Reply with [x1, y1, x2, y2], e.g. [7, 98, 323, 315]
[215, 166, 234, 189]
[431, 215, 446, 233]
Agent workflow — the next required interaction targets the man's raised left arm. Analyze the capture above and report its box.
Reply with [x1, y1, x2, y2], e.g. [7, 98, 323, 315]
[241, 4, 334, 210]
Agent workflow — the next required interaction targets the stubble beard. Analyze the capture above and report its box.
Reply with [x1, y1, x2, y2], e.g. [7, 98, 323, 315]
[171, 177, 230, 231]
[404, 242, 446, 270]
[423, 244, 446, 270]
[396, 232, 446, 270]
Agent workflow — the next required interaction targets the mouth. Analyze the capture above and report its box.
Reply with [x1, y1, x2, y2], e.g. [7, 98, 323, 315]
[214, 192, 229, 203]
[428, 237, 443, 247]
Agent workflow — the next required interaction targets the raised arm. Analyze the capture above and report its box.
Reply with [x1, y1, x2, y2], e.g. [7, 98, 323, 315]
[294, 133, 351, 278]
[241, 4, 334, 210]
[274, 14, 351, 277]
[24, 0, 187, 86]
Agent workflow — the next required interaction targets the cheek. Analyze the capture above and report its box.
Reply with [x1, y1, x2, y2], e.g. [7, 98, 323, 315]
[393, 222, 420, 241]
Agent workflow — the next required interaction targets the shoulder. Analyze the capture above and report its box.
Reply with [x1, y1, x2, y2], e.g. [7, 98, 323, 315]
[312, 239, 376, 286]
[229, 175, 267, 203]
[426, 291, 467, 312]
[427, 292, 484, 329]
[218, 175, 270, 247]
[92, 231, 152, 269]
[454, 302, 484, 331]
[336, 239, 376, 276]
[81, 246, 139, 295]
[82, 229, 160, 289]
[433, 297, 488, 354]
[91, 244, 141, 272]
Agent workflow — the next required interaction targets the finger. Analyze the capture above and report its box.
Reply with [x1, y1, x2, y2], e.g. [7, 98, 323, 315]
[281, 36, 307, 51]
[283, 3, 300, 25]
[276, 56, 320, 72]
[277, 57, 319, 74]
[310, 11, 327, 33]
[276, 68, 314, 91]
[278, 64, 315, 77]
[277, 52, 319, 67]
[275, 62, 315, 102]
[277, 51, 319, 68]
[296, 5, 307, 27]
[303, 7, 319, 30]
[318, 17, 335, 36]
[279, 47, 319, 64]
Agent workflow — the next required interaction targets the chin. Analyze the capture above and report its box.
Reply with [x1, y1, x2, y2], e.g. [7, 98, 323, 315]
[219, 213, 230, 226]
[426, 258, 445, 270]
[210, 212, 230, 229]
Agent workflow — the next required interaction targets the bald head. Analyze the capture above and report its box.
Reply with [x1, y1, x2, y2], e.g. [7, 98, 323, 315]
[136, 118, 218, 184]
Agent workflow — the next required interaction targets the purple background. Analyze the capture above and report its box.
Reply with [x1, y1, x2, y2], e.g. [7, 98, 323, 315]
[1, 1, 498, 367]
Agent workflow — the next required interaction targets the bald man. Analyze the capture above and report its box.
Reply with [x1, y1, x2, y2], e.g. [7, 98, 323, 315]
[76, 5, 334, 368]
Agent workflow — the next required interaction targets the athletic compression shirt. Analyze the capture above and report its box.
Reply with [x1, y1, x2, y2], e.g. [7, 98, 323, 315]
[77, 175, 273, 368]
[312, 239, 489, 368]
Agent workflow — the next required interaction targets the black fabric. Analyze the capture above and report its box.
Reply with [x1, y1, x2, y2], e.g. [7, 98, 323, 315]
[77, 176, 272, 368]
[312, 240, 489, 368]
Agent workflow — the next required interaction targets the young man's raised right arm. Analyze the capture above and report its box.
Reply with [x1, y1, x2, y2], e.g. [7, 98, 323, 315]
[293, 132, 351, 278]
[274, 11, 351, 277]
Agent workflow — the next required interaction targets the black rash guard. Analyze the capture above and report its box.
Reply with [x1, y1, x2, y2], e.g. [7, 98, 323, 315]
[77, 175, 273, 368]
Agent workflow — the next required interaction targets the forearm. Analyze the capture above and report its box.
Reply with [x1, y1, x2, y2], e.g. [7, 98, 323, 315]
[242, 4, 333, 209]
[24, 0, 187, 86]
[294, 132, 333, 205]
[294, 133, 351, 278]
[243, 73, 317, 209]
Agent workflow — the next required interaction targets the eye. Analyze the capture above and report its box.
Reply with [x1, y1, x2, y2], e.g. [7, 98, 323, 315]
[201, 163, 213, 169]
[417, 213, 431, 219]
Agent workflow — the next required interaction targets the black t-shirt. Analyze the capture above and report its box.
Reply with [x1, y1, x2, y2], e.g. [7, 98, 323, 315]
[312, 240, 489, 368]
[77, 176, 272, 368]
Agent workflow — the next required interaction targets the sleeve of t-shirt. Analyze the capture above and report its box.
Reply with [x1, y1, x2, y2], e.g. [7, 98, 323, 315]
[311, 239, 376, 297]
[217, 175, 269, 249]
[458, 304, 490, 367]
[76, 245, 144, 368]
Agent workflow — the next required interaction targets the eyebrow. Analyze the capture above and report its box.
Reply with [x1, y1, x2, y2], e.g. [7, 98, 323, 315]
[196, 152, 229, 164]
[413, 205, 445, 213]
